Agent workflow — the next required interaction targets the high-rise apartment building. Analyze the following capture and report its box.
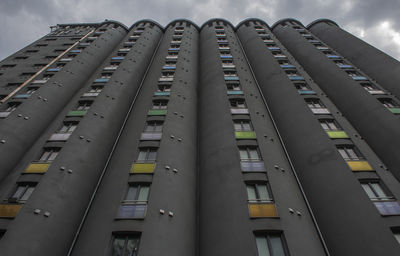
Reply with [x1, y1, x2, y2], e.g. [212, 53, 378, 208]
[0, 18, 399, 256]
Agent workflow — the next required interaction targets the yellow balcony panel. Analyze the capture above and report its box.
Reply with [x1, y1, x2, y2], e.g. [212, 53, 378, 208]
[131, 163, 155, 174]
[0, 204, 22, 218]
[327, 131, 349, 139]
[24, 163, 50, 173]
[347, 161, 373, 171]
[249, 203, 277, 218]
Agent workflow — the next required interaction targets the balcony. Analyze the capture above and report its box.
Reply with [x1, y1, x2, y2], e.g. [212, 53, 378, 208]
[67, 110, 87, 117]
[346, 160, 373, 171]
[148, 109, 167, 116]
[140, 132, 162, 140]
[227, 90, 243, 95]
[263, 40, 274, 43]
[168, 48, 180, 52]
[326, 131, 349, 139]
[166, 55, 178, 60]
[222, 64, 236, 69]
[0, 204, 22, 218]
[47, 68, 61, 72]
[280, 64, 295, 69]
[131, 162, 156, 173]
[317, 46, 329, 50]
[268, 47, 280, 51]
[24, 162, 50, 173]
[374, 201, 400, 216]
[288, 75, 304, 81]
[248, 203, 277, 218]
[70, 50, 82, 53]
[351, 76, 368, 81]
[0, 112, 11, 118]
[59, 58, 72, 62]
[103, 66, 118, 71]
[111, 57, 124, 60]
[231, 108, 249, 114]
[310, 108, 330, 114]
[158, 77, 174, 82]
[274, 54, 286, 59]
[31, 79, 48, 84]
[240, 161, 265, 172]
[94, 78, 109, 83]
[298, 89, 316, 95]
[13, 94, 31, 99]
[235, 131, 256, 139]
[337, 64, 353, 69]
[224, 76, 239, 81]
[388, 107, 400, 114]
[118, 48, 131, 53]
[162, 65, 176, 70]
[220, 55, 232, 59]
[117, 204, 146, 219]
[82, 92, 100, 97]
[154, 91, 170, 97]
[124, 42, 135, 47]
[48, 133, 71, 141]
[326, 55, 340, 59]
[367, 90, 385, 95]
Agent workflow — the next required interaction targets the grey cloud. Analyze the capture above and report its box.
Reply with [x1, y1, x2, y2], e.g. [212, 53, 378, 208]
[0, 0, 399, 60]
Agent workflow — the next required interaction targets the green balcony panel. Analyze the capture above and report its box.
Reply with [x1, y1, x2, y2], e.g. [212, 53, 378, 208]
[67, 110, 87, 117]
[389, 108, 400, 114]
[327, 131, 349, 139]
[148, 109, 167, 116]
[235, 131, 256, 139]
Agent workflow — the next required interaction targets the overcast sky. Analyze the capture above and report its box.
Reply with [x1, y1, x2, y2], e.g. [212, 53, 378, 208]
[0, 0, 399, 61]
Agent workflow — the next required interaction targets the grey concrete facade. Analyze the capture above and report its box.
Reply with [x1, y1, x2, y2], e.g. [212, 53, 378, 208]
[0, 18, 399, 256]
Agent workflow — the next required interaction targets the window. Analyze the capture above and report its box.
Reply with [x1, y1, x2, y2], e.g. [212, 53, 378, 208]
[319, 119, 340, 131]
[306, 98, 324, 109]
[255, 233, 288, 256]
[10, 184, 35, 203]
[234, 120, 252, 131]
[144, 121, 163, 132]
[76, 101, 92, 110]
[361, 181, 393, 201]
[239, 146, 261, 161]
[59, 121, 78, 133]
[379, 98, 399, 108]
[26, 87, 38, 95]
[157, 84, 171, 92]
[230, 99, 246, 108]
[124, 184, 150, 204]
[305, 98, 330, 114]
[336, 145, 363, 161]
[392, 229, 400, 245]
[4, 102, 20, 112]
[38, 148, 60, 162]
[118, 184, 150, 219]
[89, 86, 103, 93]
[247, 183, 273, 203]
[137, 148, 157, 162]
[111, 234, 140, 256]
[152, 100, 168, 109]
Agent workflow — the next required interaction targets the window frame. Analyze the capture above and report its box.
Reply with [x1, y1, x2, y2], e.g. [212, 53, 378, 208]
[255, 232, 290, 256]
